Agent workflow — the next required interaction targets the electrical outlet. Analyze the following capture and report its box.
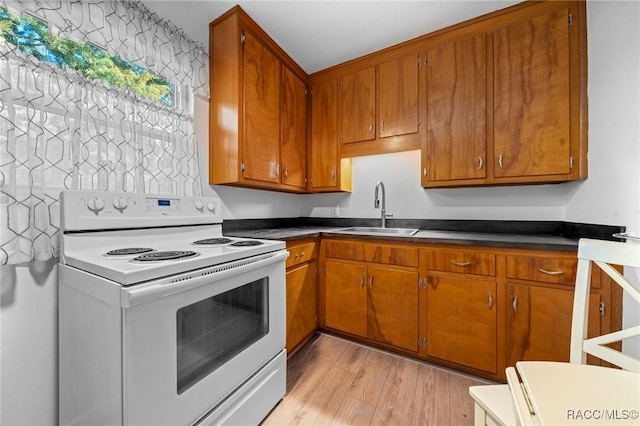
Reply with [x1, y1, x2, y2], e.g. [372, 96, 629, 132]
[331, 205, 340, 217]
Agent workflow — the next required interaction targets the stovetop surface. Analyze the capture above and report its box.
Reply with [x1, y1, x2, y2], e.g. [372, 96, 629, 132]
[61, 225, 285, 285]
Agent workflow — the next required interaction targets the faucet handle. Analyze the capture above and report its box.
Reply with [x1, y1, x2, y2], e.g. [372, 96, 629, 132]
[374, 199, 380, 208]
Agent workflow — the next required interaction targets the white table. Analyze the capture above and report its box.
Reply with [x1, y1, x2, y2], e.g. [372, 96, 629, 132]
[516, 361, 640, 425]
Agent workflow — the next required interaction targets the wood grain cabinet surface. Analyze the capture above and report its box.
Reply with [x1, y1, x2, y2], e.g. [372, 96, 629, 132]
[286, 239, 318, 354]
[322, 240, 420, 353]
[319, 238, 621, 382]
[421, 0, 587, 188]
[209, 7, 308, 193]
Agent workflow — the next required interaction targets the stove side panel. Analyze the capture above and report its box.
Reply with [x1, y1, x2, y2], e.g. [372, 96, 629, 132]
[59, 265, 124, 426]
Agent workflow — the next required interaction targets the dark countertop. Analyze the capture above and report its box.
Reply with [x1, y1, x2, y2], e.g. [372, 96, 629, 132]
[222, 218, 624, 251]
[226, 226, 590, 251]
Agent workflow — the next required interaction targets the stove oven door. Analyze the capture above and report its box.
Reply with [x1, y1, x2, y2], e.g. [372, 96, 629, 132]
[120, 250, 287, 426]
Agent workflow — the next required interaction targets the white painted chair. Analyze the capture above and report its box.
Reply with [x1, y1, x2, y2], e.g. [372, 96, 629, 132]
[470, 237, 640, 426]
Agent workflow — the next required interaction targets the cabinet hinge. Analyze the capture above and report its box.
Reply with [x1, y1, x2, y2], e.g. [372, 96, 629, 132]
[568, 13, 573, 26]
[599, 301, 606, 316]
[569, 155, 574, 169]
[240, 32, 245, 45]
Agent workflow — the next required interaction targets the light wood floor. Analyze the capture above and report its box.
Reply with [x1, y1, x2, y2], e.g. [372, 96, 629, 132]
[262, 333, 493, 426]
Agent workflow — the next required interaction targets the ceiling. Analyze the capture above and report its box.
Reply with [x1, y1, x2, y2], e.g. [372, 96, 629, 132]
[141, 0, 522, 74]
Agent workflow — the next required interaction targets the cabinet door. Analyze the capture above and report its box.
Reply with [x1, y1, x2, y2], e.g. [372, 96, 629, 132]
[493, 9, 570, 179]
[243, 31, 281, 184]
[310, 79, 339, 189]
[281, 66, 307, 190]
[341, 66, 376, 144]
[424, 34, 486, 183]
[506, 283, 601, 366]
[367, 266, 419, 352]
[286, 262, 317, 353]
[426, 275, 497, 373]
[324, 260, 367, 337]
[379, 53, 420, 138]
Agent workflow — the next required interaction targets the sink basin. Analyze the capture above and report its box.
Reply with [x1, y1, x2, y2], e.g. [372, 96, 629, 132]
[338, 227, 419, 236]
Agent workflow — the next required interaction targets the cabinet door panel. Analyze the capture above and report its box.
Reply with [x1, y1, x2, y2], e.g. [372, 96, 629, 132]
[425, 34, 486, 182]
[379, 53, 419, 138]
[493, 9, 570, 178]
[311, 79, 338, 189]
[341, 67, 376, 144]
[324, 261, 367, 337]
[286, 263, 317, 352]
[281, 66, 307, 189]
[506, 284, 600, 366]
[243, 31, 281, 183]
[426, 275, 497, 373]
[367, 266, 419, 352]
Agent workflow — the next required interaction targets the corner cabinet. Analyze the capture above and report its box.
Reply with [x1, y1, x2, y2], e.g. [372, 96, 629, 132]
[422, 1, 587, 188]
[209, 6, 308, 192]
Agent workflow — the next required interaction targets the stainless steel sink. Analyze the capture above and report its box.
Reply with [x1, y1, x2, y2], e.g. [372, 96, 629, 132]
[338, 227, 419, 236]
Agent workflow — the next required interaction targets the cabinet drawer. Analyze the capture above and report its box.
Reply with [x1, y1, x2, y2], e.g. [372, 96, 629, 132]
[506, 255, 577, 286]
[426, 250, 496, 276]
[286, 241, 316, 268]
[323, 240, 364, 261]
[364, 244, 418, 267]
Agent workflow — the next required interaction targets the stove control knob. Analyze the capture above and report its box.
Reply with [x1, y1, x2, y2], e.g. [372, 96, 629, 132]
[112, 196, 128, 211]
[86, 197, 105, 213]
[194, 200, 204, 211]
[206, 202, 216, 213]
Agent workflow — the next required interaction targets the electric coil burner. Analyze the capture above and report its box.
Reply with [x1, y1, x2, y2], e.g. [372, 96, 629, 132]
[193, 237, 234, 245]
[131, 250, 200, 262]
[105, 247, 155, 256]
[229, 240, 264, 247]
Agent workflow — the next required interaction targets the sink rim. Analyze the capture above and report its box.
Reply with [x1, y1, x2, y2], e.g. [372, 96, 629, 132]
[337, 226, 419, 236]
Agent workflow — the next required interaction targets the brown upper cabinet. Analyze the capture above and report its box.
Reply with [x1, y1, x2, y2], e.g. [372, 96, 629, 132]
[421, 1, 587, 187]
[209, 7, 308, 192]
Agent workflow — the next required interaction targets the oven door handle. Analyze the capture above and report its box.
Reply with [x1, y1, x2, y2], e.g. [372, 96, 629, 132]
[121, 250, 289, 308]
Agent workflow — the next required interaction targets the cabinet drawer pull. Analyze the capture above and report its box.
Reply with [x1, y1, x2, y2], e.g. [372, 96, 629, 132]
[539, 268, 564, 276]
[380, 119, 385, 131]
[498, 154, 504, 169]
[369, 275, 373, 289]
[452, 260, 471, 267]
[478, 156, 483, 170]
[369, 122, 373, 133]
[512, 295, 518, 313]
[283, 167, 288, 179]
[487, 291, 493, 310]
[360, 273, 364, 288]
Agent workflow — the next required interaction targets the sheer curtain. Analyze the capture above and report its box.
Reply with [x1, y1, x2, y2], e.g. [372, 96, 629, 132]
[0, 0, 208, 264]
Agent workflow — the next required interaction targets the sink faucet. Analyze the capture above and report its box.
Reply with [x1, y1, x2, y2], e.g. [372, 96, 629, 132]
[374, 181, 393, 228]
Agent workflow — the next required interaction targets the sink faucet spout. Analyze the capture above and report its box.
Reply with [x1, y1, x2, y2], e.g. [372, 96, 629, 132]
[374, 181, 392, 228]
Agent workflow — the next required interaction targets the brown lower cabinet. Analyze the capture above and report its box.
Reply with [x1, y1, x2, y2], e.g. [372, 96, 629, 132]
[317, 238, 621, 382]
[285, 239, 318, 354]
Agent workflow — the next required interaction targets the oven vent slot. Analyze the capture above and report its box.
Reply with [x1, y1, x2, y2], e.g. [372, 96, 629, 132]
[168, 253, 274, 284]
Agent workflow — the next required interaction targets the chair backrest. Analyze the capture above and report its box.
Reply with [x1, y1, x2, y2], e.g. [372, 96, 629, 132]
[505, 367, 535, 426]
[570, 238, 640, 372]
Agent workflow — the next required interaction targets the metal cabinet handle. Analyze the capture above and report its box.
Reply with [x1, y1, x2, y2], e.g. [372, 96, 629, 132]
[369, 122, 373, 132]
[512, 295, 518, 313]
[539, 268, 563, 275]
[478, 156, 483, 170]
[369, 275, 373, 289]
[487, 291, 493, 309]
[276, 163, 280, 176]
[381, 119, 385, 131]
[283, 167, 288, 179]
[331, 169, 336, 181]
[452, 260, 471, 267]
[360, 273, 364, 288]
[498, 154, 504, 169]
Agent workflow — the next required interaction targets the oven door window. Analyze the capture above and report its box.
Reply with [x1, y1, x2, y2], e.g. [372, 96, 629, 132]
[176, 277, 269, 394]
